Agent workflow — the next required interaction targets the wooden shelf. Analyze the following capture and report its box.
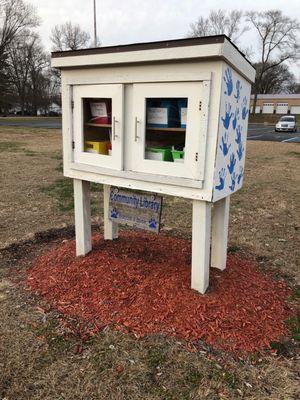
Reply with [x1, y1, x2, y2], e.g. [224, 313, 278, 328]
[85, 123, 112, 128]
[146, 126, 186, 132]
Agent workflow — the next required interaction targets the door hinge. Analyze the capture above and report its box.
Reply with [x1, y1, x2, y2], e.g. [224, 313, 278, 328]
[71, 100, 74, 110]
[195, 152, 198, 161]
[72, 141, 75, 149]
[199, 101, 202, 111]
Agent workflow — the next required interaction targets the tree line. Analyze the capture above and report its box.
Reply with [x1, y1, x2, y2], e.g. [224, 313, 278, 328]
[0, 1, 299, 116]
[0, 0, 93, 115]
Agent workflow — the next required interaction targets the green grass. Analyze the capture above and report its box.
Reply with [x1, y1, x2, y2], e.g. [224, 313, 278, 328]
[0, 141, 24, 152]
[55, 161, 63, 173]
[146, 347, 168, 369]
[51, 152, 63, 161]
[185, 366, 203, 390]
[23, 149, 38, 157]
[286, 316, 300, 342]
[228, 245, 241, 254]
[0, 141, 39, 157]
[289, 286, 300, 301]
[41, 176, 103, 213]
[41, 178, 74, 212]
[288, 151, 300, 159]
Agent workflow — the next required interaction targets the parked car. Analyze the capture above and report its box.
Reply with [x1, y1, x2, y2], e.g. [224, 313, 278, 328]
[275, 115, 297, 132]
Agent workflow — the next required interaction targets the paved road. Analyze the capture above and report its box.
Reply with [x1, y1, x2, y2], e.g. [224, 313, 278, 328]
[1, 118, 299, 143]
[0, 118, 62, 129]
[248, 123, 300, 143]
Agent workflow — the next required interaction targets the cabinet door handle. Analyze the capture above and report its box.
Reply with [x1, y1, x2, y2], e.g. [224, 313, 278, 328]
[113, 116, 118, 140]
[135, 117, 140, 141]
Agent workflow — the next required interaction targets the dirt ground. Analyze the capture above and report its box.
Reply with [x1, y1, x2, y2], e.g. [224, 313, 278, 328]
[0, 125, 299, 399]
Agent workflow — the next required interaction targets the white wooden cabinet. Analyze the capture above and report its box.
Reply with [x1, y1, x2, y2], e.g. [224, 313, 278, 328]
[131, 81, 210, 180]
[52, 35, 256, 293]
[71, 80, 210, 184]
[73, 84, 124, 170]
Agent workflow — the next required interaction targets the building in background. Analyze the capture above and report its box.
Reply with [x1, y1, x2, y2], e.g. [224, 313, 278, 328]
[250, 94, 300, 115]
[37, 102, 62, 116]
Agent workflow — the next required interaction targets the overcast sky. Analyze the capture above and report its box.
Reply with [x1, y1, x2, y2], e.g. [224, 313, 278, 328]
[30, 0, 300, 78]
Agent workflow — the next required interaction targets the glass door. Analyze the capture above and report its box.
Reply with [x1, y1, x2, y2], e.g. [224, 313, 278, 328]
[73, 84, 124, 170]
[131, 82, 207, 181]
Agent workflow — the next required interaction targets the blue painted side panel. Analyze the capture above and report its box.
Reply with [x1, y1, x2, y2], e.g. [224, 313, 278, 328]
[213, 65, 251, 201]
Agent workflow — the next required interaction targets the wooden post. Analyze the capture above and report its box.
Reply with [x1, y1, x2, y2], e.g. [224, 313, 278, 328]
[103, 184, 118, 240]
[74, 179, 92, 256]
[191, 200, 211, 294]
[211, 196, 230, 270]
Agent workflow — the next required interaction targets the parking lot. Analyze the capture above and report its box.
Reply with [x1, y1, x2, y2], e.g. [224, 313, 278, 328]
[248, 123, 300, 142]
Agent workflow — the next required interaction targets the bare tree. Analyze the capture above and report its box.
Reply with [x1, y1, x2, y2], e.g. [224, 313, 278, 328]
[6, 32, 49, 115]
[252, 63, 297, 94]
[0, 0, 39, 112]
[247, 10, 300, 113]
[6, 33, 36, 114]
[0, 0, 39, 63]
[50, 22, 91, 51]
[189, 9, 249, 43]
[294, 83, 300, 94]
[27, 45, 50, 115]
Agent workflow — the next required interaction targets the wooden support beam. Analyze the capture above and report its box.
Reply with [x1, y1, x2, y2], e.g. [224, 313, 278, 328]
[211, 196, 230, 270]
[191, 200, 211, 294]
[73, 179, 92, 256]
[103, 184, 119, 240]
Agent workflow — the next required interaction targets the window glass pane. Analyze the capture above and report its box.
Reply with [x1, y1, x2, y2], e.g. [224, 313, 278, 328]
[145, 98, 187, 163]
[83, 98, 112, 156]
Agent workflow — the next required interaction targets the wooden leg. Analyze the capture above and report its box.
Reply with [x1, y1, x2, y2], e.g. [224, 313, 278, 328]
[211, 196, 230, 270]
[73, 179, 92, 256]
[191, 200, 211, 294]
[103, 184, 118, 240]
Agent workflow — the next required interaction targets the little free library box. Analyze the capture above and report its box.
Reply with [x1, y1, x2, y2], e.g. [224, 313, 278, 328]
[52, 35, 256, 294]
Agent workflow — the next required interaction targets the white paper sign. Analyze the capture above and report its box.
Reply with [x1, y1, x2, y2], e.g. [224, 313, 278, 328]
[181, 107, 187, 126]
[90, 102, 107, 117]
[147, 107, 168, 125]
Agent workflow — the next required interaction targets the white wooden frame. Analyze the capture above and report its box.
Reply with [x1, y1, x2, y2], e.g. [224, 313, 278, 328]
[131, 82, 210, 180]
[73, 84, 124, 170]
[191, 200, 211, 293]
[103, 184, 118, 240]
[211, 197, 230, 270]
[74, 179, 91, 256]
[61, 67, 217, 197]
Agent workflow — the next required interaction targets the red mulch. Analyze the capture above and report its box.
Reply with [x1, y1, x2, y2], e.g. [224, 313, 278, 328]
[26, 232, 293, 354]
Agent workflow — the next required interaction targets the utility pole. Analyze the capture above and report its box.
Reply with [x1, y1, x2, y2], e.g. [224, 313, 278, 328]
[93, 0, 97, 47]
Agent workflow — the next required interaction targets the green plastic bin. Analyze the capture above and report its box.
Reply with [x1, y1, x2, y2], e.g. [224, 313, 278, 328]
[171, 150, 184, 161]
[145, 147, 173, 161]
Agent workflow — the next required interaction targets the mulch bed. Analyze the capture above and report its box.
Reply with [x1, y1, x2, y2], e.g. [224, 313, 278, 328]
[26, 232, 293, 354]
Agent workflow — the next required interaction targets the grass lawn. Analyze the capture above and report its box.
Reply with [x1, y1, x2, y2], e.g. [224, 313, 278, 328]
[0, 125, 299, 399]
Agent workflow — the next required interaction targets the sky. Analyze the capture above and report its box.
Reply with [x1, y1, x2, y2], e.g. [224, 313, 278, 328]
[30, 0, 300, 79]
